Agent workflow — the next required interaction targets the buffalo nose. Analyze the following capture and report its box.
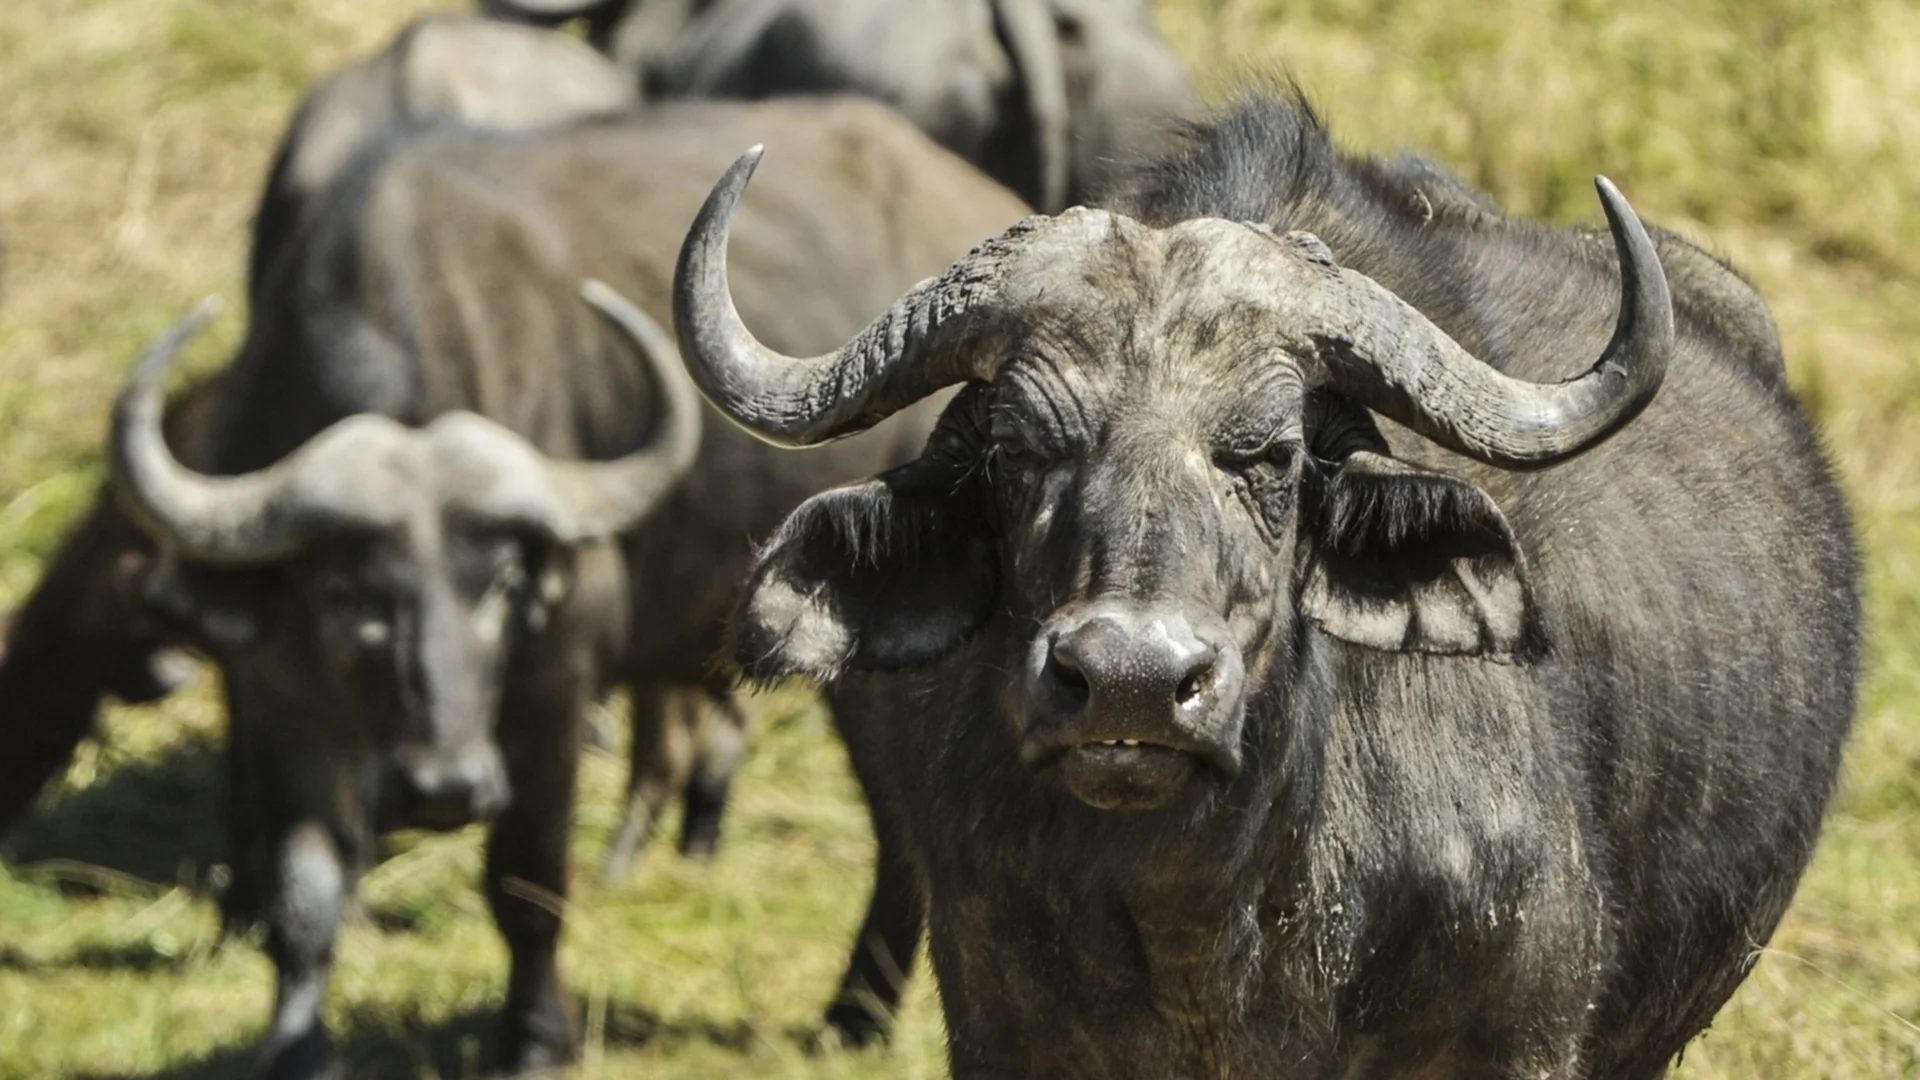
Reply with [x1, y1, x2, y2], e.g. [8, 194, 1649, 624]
[393, 742, 509, 828]
[1043, 615, 1223, 719]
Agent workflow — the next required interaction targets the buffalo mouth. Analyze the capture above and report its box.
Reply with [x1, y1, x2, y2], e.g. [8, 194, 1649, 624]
[1023, 734, 1240, 812]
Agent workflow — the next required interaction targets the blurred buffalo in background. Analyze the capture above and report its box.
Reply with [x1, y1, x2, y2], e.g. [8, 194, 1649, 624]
[0, 15, 1027, 1076]
[482, 0, 1198, 211]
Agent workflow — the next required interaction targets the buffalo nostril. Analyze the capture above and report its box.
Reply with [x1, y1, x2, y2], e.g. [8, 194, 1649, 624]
[1176, 669, 1207, 704]
[1047, 642, 1092, 705]
[1175, 652, 1218, 705]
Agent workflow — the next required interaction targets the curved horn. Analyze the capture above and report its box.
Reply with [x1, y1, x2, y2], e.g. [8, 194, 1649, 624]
[1316, 177, 1672, 469]
[548, 279, 706, 537]
[110, 300, 409, 563]
[673, 148, 1052, 446]
[993, 0, 1072, 212]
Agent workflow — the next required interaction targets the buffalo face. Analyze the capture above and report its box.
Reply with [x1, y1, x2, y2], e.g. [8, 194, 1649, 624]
[110, 285, 701, 830]
[300, 524, 569, 828]
[677, 151, 1672, 813]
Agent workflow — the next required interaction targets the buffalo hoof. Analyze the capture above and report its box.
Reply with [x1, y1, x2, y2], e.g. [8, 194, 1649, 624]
[678, 774, 732, 860]
[597, 849, 638, 885]
[820, 1000, 892, 1051]
[597, 826, 646, 885]
[492, 1039, 572, 1077]
[258, 1025, 337, 1080]
[677, 813, 722, 859]
[492, 1008, 574, 1077]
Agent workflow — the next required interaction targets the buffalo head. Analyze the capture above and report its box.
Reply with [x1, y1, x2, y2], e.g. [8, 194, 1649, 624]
[110, 284, 700, 829]
[674, 149, 1672, 812]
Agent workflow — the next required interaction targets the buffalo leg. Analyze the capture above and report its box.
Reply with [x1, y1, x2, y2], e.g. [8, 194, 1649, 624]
[220, 692, 272, 930]
[677, 689, 746, 858]
[230, 677, 356, 1080]
[822, 802, 921, 1045]
[258, 819, 346, 1080]
[821, 683, 925, 1046]
[486, 688, 581, 1073]
[821, 717, 923, 1048]
[599, 685, 690, 882]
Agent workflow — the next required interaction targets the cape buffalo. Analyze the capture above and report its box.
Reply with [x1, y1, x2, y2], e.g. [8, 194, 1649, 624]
[670, 94, 1859, 1077]
[482, 0, 1197, 212]
[0, 15, 638, 841]
[20, 82, 1025, 1080]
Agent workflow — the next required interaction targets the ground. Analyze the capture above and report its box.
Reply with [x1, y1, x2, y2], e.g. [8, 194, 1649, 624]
[0, 0, 1916, 1076]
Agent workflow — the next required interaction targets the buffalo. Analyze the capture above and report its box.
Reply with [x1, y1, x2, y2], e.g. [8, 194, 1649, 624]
[6, 32, 1026, 1080]
[670, 93, 1859, 1077]
[482, 0, 1197, 212]
[0, 15, 639, 841]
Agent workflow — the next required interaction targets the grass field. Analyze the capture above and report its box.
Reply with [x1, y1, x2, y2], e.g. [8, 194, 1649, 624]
[1, 0, 1917, 1076]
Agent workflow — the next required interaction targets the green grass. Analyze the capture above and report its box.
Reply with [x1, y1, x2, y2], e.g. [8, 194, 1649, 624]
[2, 0, 1918, 1076]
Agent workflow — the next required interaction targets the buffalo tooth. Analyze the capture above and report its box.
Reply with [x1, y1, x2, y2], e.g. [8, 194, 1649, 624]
[1122, 739, 1140, 747]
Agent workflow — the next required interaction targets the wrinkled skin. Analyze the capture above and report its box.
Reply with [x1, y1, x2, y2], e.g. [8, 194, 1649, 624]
[1, 71, 1026, 1080]
[484, 0, 1197, 210]
[707, 95, 1859, 1077]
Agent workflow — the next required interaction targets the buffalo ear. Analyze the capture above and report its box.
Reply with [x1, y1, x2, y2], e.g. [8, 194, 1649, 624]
[1301, 451, 1532, 657]
[733, 475, 995, 681]
[140, 552, 270, 652]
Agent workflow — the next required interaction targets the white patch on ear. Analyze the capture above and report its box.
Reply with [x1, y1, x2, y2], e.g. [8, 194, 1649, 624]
[1302, 552, 1527, 657]
[1301, 569, 1409, 651]
[740, 574, 853, 675]
[1453, 558, 1526, 646]
[1300, 452, 1530, 658]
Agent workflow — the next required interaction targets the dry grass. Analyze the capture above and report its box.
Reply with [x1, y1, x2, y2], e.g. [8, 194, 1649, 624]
[1, 0, 1917, 1076]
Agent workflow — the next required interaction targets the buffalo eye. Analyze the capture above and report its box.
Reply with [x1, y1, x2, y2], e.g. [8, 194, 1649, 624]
[1217, 441, 1302, 540]
[319, 572, 394, 652]
[1212, 440, 1297, 477]
[989, 412, 1047, 471]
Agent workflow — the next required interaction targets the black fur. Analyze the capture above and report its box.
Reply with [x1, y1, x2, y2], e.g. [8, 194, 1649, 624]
[736, 90, 1859, 1078]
